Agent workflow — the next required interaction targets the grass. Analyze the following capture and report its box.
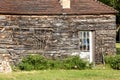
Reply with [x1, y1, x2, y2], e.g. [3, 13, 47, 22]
[0, 70, 120, 80]
[116, 43, 120, 54]
[116, 43, 120, 48]
[0, 43, 120, 80]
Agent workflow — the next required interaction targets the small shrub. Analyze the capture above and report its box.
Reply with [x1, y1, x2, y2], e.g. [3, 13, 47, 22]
[63, 56, 87, 70]
[48, 60, 63, 69]
[18, 55, 90, 71]
[18, 55, 48, 71]
[19, 62, 34, 71]
[105, 55, 120, 70]
[117, 48, 120, 55]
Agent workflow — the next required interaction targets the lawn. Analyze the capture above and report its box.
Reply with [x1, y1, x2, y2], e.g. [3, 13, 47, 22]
[0, 70, 120, 80]
[116, 43, 120, 54]
[116, 43, 120, 48]
[0, 43, 120, 80]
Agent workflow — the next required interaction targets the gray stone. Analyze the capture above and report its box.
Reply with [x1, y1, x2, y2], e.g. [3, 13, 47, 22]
[0, 14, 116, 64]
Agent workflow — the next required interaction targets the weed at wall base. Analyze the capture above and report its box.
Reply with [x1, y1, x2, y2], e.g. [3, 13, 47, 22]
[105, 55, 120, 70]
[17, 55, 91, 71]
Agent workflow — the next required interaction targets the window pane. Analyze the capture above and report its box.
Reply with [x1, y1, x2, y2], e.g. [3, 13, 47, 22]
[79, 31, 90, 51]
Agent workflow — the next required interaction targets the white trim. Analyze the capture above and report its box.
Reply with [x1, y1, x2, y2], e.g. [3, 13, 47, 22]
[89, 31, 93, 63]
[79, 31, 93, 63]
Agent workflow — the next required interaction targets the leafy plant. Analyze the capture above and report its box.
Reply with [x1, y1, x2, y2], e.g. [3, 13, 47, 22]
[18, 55, 48, 71]
[18, 62, 34, 71]
[48, 59, 63, 69]
[17, 55, 90, 71]
[105, 55, 120, 70]
[117, 48, 120, 55]
[63, 56, 88, 70]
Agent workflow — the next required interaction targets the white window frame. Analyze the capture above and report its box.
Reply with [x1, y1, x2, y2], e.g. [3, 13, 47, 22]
[78, 31, 93, 63]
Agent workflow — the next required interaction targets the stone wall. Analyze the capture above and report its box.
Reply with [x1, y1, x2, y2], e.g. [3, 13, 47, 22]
[0, 14, 116, 64]
[0, 54, 12, 73]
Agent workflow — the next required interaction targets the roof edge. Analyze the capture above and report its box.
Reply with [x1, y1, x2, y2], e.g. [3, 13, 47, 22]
[95, 0, 118, 13]
[0, 11, 117, 15]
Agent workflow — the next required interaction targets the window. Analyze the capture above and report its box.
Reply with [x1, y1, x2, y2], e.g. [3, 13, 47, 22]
[79, 31, 90, 52]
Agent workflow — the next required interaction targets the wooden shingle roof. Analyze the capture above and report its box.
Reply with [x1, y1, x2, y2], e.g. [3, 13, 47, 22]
[0, 0, 117, 15]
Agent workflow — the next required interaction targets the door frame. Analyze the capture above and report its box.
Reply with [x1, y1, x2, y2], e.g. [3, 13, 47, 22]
[78, 31, 94, 63]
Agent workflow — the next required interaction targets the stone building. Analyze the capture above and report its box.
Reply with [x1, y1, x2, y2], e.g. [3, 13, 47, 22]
[0, 0, 117, 65]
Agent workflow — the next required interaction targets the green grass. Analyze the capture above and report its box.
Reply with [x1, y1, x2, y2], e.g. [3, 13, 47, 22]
[116, 43, 120, 48]
[0, 43, 120, 80]
[116, 43, 120, 54]
[0, 70, 120, 80]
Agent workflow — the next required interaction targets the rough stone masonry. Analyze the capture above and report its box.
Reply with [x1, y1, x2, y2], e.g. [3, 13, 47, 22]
[0, 14, 116, 65]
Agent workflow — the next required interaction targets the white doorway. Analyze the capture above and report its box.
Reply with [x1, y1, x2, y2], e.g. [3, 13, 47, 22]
[79, 31, 93, 63]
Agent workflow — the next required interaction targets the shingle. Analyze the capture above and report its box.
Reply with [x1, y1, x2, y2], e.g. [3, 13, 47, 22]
[0, 0, 117, 15]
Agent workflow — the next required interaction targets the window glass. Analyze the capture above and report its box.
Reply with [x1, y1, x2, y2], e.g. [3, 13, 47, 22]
[79, 31, 90, 51]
